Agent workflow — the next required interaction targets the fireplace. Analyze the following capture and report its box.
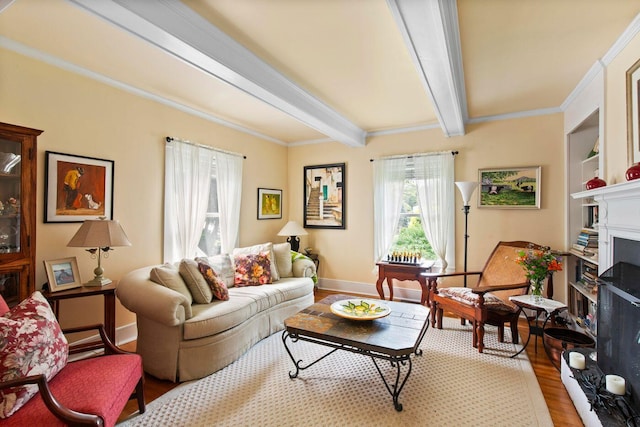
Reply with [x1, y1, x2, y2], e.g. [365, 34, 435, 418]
[562, 179, 640, 425]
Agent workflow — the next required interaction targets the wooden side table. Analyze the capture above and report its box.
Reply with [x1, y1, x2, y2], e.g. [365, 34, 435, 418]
[375, 261, 433, 305]
[43, 282, 117, 344]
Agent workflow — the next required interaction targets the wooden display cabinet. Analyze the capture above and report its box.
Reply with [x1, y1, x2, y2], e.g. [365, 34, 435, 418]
[0, 122, 42, 307]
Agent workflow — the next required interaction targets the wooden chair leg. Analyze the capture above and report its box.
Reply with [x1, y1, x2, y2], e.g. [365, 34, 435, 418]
[436, 307, 444, 329]
[472, 320, 478, 348]
[497, 325, 505, 342]
[135, 377, 146, 414]
[430, 302, 438, 328]
[476, 321, 485, 353]
[510, 320, 519, 345]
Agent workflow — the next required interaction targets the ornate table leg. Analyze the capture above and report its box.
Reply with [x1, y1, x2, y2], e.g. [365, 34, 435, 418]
[371, 356, 413, 412]
[281, 330, 338, 378]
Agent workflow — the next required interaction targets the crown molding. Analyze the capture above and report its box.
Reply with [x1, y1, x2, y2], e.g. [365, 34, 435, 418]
[467, 106, 562, 125]
[68, 0, 366, 147]
[0, 36, 286, 145]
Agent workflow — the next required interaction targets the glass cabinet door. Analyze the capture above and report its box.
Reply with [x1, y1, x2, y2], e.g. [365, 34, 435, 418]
[0, 137, 22, 255]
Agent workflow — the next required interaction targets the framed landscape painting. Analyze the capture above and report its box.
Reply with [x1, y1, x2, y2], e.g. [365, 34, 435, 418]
[257, 188, 282, 220]
[303, 163, 345, 229]
[478, 166, 541, 209]
[44, 151, 114, 223]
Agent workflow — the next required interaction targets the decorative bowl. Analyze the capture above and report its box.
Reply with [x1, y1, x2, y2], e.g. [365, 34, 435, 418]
[625, 163, 640, 181]
[330, 299, 391, 320]
[585, 176, 606, 190]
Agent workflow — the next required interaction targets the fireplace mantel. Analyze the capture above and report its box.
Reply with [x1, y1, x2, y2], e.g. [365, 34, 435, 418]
[572, 179, 640, 271]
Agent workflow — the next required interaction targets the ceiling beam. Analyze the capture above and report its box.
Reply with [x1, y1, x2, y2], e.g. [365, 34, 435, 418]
[387, 0, 467, 137]
[67, 0, 366, 147]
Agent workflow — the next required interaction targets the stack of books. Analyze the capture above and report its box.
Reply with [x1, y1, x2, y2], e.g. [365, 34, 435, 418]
[573, 229, 598, 255]
[580, 260, 598, 293]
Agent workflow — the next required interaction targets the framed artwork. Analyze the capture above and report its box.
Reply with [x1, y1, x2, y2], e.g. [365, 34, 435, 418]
[478, 166, 541, 209]
[43, 257, 82, 292]
[304, 163, 345, 229]
[257, 188, 282, 220]
[44, 151, 114, 223]
[627, 58, 640, 165]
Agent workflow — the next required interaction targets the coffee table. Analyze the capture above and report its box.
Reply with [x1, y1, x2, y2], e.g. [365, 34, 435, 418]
[282, 294, 430, 411]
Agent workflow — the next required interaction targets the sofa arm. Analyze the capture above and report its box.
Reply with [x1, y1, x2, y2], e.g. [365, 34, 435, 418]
[117, 267, 189, 327]
[292, 257, 316, 278]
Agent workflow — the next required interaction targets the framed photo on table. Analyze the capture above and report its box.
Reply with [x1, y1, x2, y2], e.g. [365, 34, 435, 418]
[257, 188, 282, 219]
[627, 58, 640, 165]
[43, 257, 82, 292]
[478, 166, 541, 209]
[44, 151, 114, 223]
[303, 163, 345, 229]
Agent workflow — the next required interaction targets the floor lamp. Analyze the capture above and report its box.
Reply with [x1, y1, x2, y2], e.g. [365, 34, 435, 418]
[455, 182, 479, 287]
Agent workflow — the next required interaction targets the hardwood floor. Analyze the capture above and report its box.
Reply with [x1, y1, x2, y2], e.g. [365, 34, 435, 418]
[117, 289, 583, 425]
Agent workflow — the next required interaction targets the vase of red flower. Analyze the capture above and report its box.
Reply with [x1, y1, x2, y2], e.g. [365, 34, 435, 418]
[516, 244, 563, 303]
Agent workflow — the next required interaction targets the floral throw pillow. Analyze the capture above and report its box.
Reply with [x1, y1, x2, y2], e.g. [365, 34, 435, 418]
[234, 251, 272, 286]
[197, 260, 230, 301]
[0, 291, 69, 418]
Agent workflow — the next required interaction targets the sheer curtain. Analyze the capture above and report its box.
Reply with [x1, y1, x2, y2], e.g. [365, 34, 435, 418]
[414, 153, 455, 270]
[372, 157, 408, 263]
[215, 151, 243, 254]
[164, 140, 213, 262]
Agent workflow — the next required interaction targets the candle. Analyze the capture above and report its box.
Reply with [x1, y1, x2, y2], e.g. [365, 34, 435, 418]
[606, 375, 626, 395]
[569, 352, 586, 369]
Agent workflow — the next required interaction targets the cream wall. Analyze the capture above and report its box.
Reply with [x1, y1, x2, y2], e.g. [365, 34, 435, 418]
[0, 49, 290, 331]
[604, 30, 640, 183]
[288, 114, 567, 302]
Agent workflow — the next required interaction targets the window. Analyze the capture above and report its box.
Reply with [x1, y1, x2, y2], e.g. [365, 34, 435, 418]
[373, 153, 455, 269]
[390, 179, 435, 259]
[198, 173, 221, 256]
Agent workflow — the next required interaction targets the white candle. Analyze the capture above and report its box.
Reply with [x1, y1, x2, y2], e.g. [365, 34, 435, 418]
[606, 375, 626, 395]
[569, 352, 586, 369]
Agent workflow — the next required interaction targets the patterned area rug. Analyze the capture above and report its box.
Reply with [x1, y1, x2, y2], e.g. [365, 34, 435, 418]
[119, 317, 553, 427]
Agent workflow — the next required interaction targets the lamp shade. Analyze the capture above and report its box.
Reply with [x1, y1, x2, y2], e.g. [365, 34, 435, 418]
[67, 219, 132, 248]
[455, 181, 479, 206]
[277, 221, 308, 237]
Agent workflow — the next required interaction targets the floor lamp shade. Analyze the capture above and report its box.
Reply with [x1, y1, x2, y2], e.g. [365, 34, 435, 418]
[68, 219, 131, 286]
[277, 221, 307, 252]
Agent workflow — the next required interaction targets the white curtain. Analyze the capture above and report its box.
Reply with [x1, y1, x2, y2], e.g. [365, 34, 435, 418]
[372, 157, 408, 263]
[215, 151, 243, 254]
[164, 141, 213, 262]
[414, 153, 455, 270]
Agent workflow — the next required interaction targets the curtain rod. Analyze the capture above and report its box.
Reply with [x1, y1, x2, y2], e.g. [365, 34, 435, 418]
[165, 136, 246, 159]
[369, 150, 458, 162]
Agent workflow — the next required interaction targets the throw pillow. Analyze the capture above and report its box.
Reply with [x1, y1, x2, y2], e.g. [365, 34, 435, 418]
[150, 263, 193, 319]
[234, 251, 272, 286]
[179, 259, 213, 304]
[0, 291, 69, 418]
[233, 242, 279, 281]
[197, 260, 229, 301]
[273, 242, 293, 278]
[206, 254, 234, 288]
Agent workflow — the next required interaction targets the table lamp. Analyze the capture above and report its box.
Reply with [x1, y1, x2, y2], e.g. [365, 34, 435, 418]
[277, 221, 308, 252]
[67, 218, 131, 286]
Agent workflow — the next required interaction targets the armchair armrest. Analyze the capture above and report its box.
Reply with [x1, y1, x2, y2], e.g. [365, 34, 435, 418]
[0, 375, 102, 426]
[63, 323, 126, 356]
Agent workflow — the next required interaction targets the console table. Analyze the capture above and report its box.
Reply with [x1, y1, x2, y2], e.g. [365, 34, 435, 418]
[43, 282, 117, 344]
[375, 261, 433, 305]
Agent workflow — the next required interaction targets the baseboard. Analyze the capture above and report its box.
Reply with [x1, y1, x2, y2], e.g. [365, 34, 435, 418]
[317, 277, 423, 304]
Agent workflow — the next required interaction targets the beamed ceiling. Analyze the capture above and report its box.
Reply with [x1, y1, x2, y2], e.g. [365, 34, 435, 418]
[1, 0, 639, 146]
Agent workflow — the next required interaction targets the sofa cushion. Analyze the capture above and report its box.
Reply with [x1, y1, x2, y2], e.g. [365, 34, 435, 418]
[179, 259, 213, 304]
[234, 252, 272, 286]
[233, 242, 279, 281]
[0, 292, 69, 418]
[273, 242, 293, 278]
[197, 260, 229, 301]
[207, 254, 234, 289]
[184, 277, 313, 340]
[150, 263, 194, 308]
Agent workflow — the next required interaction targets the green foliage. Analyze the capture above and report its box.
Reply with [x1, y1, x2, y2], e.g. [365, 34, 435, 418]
[391, 217, 435, 259]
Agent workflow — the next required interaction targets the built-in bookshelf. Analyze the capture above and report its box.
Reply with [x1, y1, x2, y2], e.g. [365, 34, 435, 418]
[568, 255, 598, 338]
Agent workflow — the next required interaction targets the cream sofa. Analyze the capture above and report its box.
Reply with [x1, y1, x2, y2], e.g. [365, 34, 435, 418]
[116, 242, 315, 382]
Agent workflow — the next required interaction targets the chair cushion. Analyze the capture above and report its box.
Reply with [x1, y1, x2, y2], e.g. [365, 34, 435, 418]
[437, 287, 515, 312]
[0, 294, 9, 316]
[3, 353, 142, 427]
[0, 292, 69, 418]
[234, 252, 272, 286]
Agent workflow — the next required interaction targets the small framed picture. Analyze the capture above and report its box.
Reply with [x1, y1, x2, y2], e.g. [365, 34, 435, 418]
[257, 188, 282, 220]
[478, 166, 541, 209]
[44, 151, 114, 223]
[43, 257, 82, 292]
